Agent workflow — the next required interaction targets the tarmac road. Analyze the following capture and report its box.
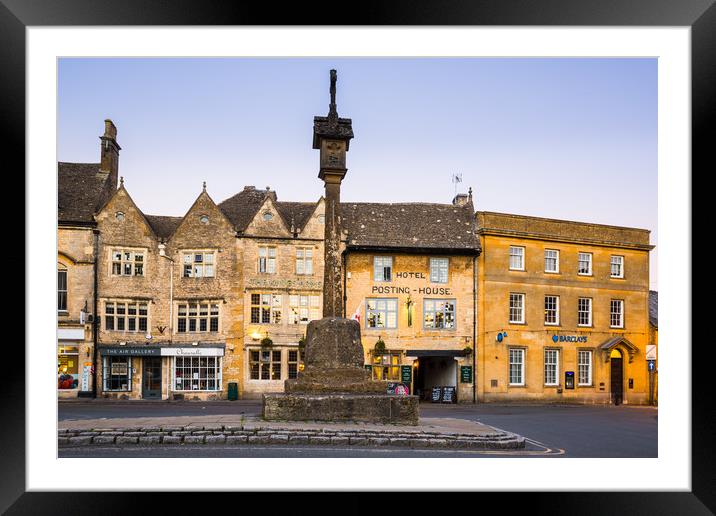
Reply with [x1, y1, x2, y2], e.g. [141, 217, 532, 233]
[58, 400, 657, 458]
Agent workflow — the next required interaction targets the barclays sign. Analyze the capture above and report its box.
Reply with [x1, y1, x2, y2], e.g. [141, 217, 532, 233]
[552, 335, 588, 343]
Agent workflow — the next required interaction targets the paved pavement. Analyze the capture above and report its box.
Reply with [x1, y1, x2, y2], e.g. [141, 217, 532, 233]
[58, 400, 657, 458]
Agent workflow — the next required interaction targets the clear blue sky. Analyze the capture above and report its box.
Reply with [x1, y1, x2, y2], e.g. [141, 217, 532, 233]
[58, 57, 657, 288]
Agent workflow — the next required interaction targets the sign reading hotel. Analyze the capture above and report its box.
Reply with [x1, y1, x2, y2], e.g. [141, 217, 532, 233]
[371, 271, 452, 296]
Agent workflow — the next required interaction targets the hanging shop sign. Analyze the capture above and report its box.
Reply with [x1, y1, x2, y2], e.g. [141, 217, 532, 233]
[552, 335, 588, 343]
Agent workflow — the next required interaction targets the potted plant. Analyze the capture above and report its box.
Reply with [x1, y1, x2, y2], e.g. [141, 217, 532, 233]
[463, 345, 473, 356]
[260, 337, 273, 348]
[374, 337, 386, 354]
[298, 336, 306, 352]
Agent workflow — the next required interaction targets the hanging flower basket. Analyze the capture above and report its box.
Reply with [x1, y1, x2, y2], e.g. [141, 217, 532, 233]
[463, 346, 473, 355]
[374, 338, 386, 354]
[298, 336, 306, 351]
[260, 337, 273, 348]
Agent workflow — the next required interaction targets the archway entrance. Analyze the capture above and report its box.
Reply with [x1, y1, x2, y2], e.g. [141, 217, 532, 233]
[610, 349, 624, 405]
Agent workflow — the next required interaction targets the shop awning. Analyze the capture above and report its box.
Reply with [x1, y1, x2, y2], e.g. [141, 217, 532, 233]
[598, 336, 638, 363]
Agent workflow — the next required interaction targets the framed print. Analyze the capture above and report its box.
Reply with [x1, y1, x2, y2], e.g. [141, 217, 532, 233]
[7, 0, 712, 513]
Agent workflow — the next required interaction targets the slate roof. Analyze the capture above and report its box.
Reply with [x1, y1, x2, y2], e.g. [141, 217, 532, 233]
[276, 201, 317, 232]
[217, 186, 272, 233]
[649, 290, 658, 328]
[144, 215, 183, 240]
[341, 202, 480, 252]
[58, 162, 113, 224]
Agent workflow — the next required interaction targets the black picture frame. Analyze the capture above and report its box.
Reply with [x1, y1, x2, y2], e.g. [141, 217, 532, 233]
[6, 0, 710, 513]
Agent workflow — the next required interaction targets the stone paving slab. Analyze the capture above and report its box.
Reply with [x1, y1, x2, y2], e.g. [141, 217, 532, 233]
[57, 415, 523, 450]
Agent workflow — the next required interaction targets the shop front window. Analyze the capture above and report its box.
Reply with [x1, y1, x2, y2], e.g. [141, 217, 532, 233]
[249, 349, 282, 380]
[58, 345, 79, 389]
[173, 356, 222, 391]
[372, 352, 400, 381]
[102, 356, 132, 392]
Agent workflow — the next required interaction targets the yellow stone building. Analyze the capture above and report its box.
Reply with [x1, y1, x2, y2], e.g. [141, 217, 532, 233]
[342, 194, 480, 402]
[57, 119, 656, 405]
[476, 211, 654, 404]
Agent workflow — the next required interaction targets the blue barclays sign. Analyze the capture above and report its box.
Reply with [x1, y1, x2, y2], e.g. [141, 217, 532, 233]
[552, 335, 588, 344]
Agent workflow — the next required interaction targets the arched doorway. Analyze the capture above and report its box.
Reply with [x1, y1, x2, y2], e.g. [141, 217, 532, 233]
[610, 349, 624, 405]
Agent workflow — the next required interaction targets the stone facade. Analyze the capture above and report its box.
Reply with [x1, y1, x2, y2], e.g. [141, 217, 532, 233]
[476, 211, 654, 404]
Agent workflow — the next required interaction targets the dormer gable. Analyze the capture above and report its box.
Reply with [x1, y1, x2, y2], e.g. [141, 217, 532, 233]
[94, 180, 157, 245]
[166, 186, 235, 246]
[243, 194, 292, 238]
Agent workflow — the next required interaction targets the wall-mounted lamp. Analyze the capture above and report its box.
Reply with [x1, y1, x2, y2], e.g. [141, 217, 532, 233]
[406, 295, 413, 327]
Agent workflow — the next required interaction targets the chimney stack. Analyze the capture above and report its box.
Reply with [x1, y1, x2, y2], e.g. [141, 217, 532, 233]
[452, 193, 470, 206]
[100, 119, 121, 190]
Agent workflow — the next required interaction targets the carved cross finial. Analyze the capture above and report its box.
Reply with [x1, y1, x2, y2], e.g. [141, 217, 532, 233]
[328, 69, 338, 119]
[468, 186, 473, 198]
[119, 176, 124, 186]
[202, 181, 207, 192]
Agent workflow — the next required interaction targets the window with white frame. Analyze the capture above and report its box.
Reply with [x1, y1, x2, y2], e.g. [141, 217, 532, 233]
[58, 269, 68, 312]
[544, 295, 560, 325]
[258, 246, 277, 274]
[544, 349, 559, 386]
[250, 293, 282, 324]
[177, 302, 219, 333]
[173, 356, 222, 391]
[249, 349, 282, 380]
[111, 249, 144, 276]
[374, 256, 393, 282]
[509, 348, 525, 386]
[289, 294, 321, 324]
[610, 255, 624, 278]
[509, 293, 525, 323]
[423, 299, 456, 329]
[509, 246, 525, 270]
[182, 251, 215, 278]
[610, 299, 624, 328]
[366, 298, 398, 329]
[102, 356, 132, 391]
[578, 297, 592, 326]
[544, 249, 559, 273]
[577, 252, 592, 275]
[103, 301, 148, 332]
[287, 349, 303, 379]
[578, 350, 593, 386]
[429, 257, 449, 283]
[295, 247, 314, 275]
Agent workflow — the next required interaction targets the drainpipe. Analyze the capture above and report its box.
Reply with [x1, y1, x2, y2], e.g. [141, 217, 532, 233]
[472, 254, 477, 404]
[159, 242, 174, 401]
[91, 229, 100, 398]
[342, 251, 347, 318]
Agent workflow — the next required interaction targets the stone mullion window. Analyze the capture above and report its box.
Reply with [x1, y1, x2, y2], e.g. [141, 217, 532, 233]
[289, 294, 321, 324]
[372, 352, 401, 381]
[249, 349, 282, 380]
[258, 246, 277, 274]
[296, 247, 314, 275]
[423, 299, 456, 329]
[176, 302, 220, 333]
[250, 293, 282, 324]
[103, 301, 148, 332]
[182, 251, 215, 278]
[111, 249, 144, 276]
[287, 349, 303, 379]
